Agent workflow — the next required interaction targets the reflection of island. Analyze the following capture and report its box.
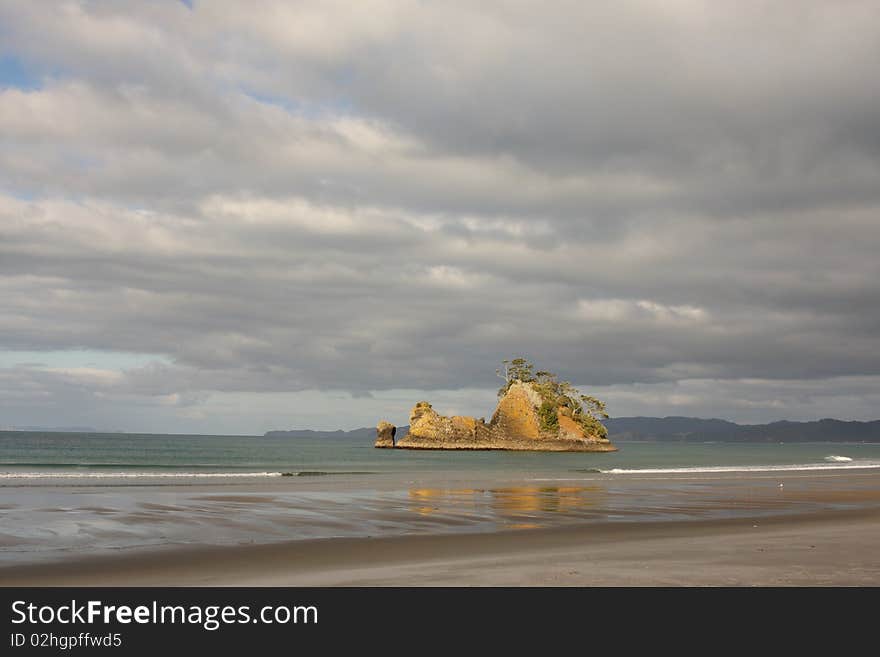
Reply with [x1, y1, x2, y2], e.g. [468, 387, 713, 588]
[408, 485, 605, 528]
[409, 488, 482, 516]
[492, 486, 602, 514]
[377, 383, 616, 452]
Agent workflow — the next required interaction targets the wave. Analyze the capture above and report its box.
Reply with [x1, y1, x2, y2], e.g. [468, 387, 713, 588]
[0, 471, 285, 479]
[0, 462, 254, 468]
[0, 469, 378, 480]
[285, 471, 376, 477]
[598, 461, 880, 475]
[824, 455, 853, 462]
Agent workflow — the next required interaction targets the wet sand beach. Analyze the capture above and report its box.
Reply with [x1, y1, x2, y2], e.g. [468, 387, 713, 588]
[2, 507, 879, 586]
[2, 470, 879, 586]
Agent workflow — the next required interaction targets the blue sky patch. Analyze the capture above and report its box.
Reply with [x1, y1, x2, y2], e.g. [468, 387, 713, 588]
[240, 87, 354, 119]
[0, 54, 41, 90]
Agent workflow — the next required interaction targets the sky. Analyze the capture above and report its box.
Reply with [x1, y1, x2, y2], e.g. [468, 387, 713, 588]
[1, 1, 879, 434]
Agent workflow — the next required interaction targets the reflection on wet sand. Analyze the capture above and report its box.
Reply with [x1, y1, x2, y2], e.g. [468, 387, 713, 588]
[408, 485, 606, 528]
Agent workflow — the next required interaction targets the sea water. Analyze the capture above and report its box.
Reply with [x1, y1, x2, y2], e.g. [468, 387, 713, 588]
[2, 430, 880, 480]
[2, 431, 880, 566]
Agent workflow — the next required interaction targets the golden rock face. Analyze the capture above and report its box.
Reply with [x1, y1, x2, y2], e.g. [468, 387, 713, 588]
[557, 412, 586, 441]
[407, 403, 481, 442]
[376, 380, 616, 452]
[451, 415, 477, 435]
[375, 420, 396, 448]
[408, 403, 448, 440]
[490, 382, 542, 440]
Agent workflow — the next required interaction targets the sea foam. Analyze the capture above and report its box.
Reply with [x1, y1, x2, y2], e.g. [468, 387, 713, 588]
[0, 471, 285, 479]
[599, 461, 879, 474]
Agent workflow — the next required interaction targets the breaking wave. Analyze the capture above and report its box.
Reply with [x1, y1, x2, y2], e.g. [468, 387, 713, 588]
[598, 461, 880, 475]
[0, 470, 378, 479]
[0, 471, 285, 479]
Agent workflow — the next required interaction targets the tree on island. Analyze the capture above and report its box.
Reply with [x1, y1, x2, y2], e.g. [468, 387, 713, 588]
[496, 357, 610, 438]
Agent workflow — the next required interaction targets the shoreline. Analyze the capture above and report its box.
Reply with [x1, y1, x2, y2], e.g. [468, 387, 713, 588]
[3, 506, 879, 586]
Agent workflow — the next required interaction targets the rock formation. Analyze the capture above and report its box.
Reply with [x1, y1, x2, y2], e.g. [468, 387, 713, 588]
[375, 381, 617, 452]
[375, 420, 396, 448]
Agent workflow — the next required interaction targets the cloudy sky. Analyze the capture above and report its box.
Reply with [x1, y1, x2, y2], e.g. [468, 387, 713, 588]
[1, 1, 879, 434]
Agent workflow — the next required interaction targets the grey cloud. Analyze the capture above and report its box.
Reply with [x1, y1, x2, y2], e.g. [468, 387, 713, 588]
[2, 194, 877, 393]
[1, 1, 879, 430]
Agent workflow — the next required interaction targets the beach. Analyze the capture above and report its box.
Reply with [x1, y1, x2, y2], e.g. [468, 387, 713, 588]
[3, 506, 878, 586]
[2, 465, 880, 587]
[4, 0, 880, 602]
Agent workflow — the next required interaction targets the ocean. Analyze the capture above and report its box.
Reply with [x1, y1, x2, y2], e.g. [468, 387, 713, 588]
[3, 431, 880, 567]
[3, 430, 880, 479]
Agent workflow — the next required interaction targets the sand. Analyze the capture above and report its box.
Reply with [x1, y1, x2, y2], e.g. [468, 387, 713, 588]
[2, 507, 878, 586]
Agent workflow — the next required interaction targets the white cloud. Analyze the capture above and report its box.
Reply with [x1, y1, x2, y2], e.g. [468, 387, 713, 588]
[576, 299, 708, 325]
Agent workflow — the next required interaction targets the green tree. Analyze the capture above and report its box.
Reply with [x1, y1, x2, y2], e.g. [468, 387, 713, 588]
[497, 357, 609, 437]
[496, 357, 536, 397]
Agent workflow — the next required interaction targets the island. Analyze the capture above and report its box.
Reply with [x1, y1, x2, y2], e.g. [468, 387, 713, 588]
[376, 358, 617, 452]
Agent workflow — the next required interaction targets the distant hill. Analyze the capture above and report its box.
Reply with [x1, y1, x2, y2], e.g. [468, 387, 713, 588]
[266, 418, 880, 443]
[604, 417, 880, 443]
[264, 427, 382, 440]
[6, 425, 102, 432]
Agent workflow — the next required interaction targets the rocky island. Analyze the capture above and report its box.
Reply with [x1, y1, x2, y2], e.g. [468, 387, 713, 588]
[376, 358, 617, 452]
